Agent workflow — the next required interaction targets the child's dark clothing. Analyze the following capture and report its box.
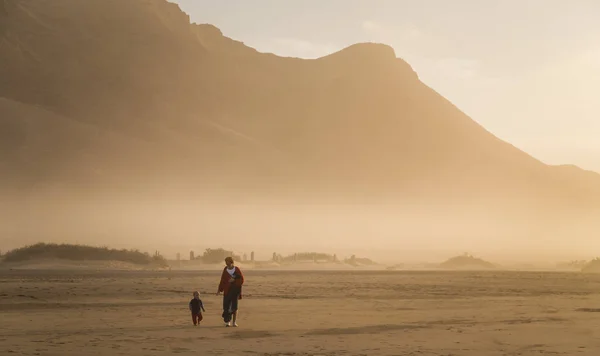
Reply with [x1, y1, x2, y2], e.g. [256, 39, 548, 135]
[189, 298, 204, 314]
[192, 312, 203, 325]
[189, 298, 205, 325]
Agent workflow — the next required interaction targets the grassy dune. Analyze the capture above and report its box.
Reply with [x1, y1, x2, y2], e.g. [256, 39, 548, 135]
[1, 243, 167, 267]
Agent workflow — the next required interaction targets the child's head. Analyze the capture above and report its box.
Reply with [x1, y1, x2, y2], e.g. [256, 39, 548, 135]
[193, 291, 199, 298]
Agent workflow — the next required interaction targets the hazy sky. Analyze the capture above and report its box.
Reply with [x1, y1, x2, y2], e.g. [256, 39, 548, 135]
[173, 0, 600, 172]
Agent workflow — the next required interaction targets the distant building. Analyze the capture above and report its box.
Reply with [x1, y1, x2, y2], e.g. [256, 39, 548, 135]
[190, 251, 195, 260]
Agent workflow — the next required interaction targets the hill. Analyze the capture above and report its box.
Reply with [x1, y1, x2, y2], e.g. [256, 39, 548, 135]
[1, 0, 600, 252]
[439, 254, 496, 270]
[1, 243, 168, 268]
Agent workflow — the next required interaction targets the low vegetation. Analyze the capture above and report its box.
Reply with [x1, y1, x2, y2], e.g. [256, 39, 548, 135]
[581, 258, 600, 273]
[2, 243, 168, 267]
[439, 253, 495, 269]
[198, 248, 241, 264]
[344, 255, 376, 266]
[178, 248, 377, 267]
[271, 252, 375, 266]
[278, 252, 339, 263]
[556, 260, 588, 270]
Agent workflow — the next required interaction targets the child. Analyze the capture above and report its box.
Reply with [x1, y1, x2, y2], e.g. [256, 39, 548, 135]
[189, 291, 205, 326]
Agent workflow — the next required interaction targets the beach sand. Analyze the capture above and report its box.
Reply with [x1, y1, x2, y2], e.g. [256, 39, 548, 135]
[2, 268, 600, 355]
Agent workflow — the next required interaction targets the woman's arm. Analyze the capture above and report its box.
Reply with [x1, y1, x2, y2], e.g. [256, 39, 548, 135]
[235, 267, 244, 286]
[217, 269, 227, 293]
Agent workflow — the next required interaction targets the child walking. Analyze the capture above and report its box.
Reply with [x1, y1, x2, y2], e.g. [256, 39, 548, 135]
[189, 291, 205, 326]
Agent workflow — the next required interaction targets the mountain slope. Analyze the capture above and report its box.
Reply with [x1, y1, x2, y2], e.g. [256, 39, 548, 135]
[1, 0, 599, 210]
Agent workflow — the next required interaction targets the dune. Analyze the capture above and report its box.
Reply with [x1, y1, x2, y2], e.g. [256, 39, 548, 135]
[439, 254, 497, 270]
[0, 259, 159, 271]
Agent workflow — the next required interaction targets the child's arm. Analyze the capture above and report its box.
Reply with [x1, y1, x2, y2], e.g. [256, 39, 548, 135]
[200, 300, 206, 312]
[189, 301, 192, 311]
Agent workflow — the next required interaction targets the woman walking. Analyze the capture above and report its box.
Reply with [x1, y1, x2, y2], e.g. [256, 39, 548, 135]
[217, 256, 244, 327]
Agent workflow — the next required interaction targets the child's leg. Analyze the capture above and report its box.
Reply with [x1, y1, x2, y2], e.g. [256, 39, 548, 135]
[192, 313, 198, 325]
[197, 313, 203, 323]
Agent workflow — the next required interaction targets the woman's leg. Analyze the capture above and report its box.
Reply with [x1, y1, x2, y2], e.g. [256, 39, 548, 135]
[222, 294, 232, 324]
[232, 310, 238, 326]
[230, 294, 239, 326]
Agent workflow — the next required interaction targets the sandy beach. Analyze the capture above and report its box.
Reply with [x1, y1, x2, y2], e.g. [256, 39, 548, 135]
[2, 269, 600, 355]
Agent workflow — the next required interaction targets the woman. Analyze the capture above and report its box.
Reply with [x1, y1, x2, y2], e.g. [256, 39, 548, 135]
[216, 256, 244, 327]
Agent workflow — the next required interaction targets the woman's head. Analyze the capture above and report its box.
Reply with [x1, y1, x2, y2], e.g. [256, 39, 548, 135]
[225, 256, 234, 268]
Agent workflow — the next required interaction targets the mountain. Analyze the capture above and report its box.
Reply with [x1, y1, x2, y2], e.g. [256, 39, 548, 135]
[1, 0, 599, 254]
[0, 0, 290, 196]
